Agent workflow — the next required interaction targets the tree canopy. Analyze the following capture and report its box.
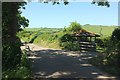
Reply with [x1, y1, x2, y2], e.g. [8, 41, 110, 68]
[67, 22, 81, 32]
[35, 0, 110, 7]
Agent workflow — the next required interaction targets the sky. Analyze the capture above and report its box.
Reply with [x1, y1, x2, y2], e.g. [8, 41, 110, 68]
[21, 2, 118, 28]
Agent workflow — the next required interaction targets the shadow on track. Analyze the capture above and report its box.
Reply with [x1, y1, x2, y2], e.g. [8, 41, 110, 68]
[28, 49, 116, 79]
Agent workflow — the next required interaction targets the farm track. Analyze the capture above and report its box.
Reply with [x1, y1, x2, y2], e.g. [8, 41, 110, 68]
[21, 43, 117, 79]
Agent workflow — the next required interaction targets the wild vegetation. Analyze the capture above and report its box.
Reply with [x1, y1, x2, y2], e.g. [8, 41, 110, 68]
[18, 22, 120, 77]
[18, 23, 117, 51]
[2, 2, 31, 79]
[2, 50, 31, 78]
[2, 1, 117, 79]
[89, 28, 120, 77]
[18, 22, 82, 50]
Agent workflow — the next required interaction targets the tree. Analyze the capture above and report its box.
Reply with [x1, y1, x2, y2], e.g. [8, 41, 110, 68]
[92, 0, 110, 7]
[110, 28, 120, 68]
[2, 2, 29, 70]
[111, 28, 120, 42]
[2, 2, 29, 44]
[37, 0, 110, 7]
[67, 22, 81, 32]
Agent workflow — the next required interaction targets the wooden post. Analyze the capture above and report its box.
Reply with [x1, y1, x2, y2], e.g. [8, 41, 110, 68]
[86, 36, 87, 41]
[95, 37, 96, 43]
[90, 37, 92, 41]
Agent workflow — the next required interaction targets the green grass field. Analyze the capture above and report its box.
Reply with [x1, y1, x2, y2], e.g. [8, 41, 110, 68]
[24, 28, 63, 32]
[82, 26, 117, 37]
[19, 25, 118, 50]
[24, 25, 117, 38]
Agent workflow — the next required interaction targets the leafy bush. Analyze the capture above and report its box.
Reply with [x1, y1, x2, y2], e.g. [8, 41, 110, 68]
[89, 52, 120, 77]
[2, 50, 31, 79]
[111, 28, 120, 68]
[96, 37, 109, 47]
[21, 51, 31, 68]
[2, 44, 22, 71]
[59, 34, 76, 42]
[60, 42, 80, 51]
[59, 33, 79, 51]
[96, 37, 111, 51]
[66, 22, 81, 32]
[17, 30, 32, 42]
[33, 32, 61, 49]
[110, 28, 120, 52]
[111, 28, 120, 42]
[17, 30, 42, 43]
[90, 28, 120, 77]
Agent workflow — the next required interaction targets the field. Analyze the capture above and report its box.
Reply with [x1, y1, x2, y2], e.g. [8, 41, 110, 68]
[18, 25, 117, 50]
[24, 28, 63, 33]
[82, 25, 117, 37]
[24, 25, 117, 37]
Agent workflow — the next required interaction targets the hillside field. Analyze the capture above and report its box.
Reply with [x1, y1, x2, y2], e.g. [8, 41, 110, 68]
[24, 26, 117, 37]
[82, 26, 117, 37]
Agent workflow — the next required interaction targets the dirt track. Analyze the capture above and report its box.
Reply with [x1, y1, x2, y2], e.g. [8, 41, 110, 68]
[21, 43, 117, 79]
